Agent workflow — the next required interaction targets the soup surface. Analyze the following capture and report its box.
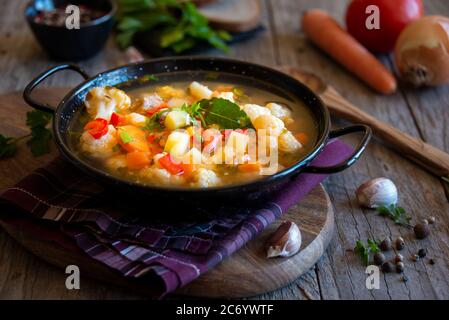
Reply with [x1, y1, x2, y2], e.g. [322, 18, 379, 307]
[74, 77, 317, 188]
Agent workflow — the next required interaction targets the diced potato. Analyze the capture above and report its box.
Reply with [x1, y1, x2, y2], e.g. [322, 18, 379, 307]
[266, 103, 291, 119]
[225, 131, 249, 154]
[164, 110, 190, 130]
[189, 81, 213, 100]
[164, 131, 190, 158]
[167, 97, 190, 109]
[213, 91, 235, 102]
[279, 131, 303, 153]
[126, 113, 147, 126]
[182, 148, 203, 165]
[242, 104, 271, 123]
[253, 114, 285, 136]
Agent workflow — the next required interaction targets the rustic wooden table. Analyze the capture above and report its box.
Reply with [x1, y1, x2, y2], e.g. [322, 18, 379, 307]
[1, 0, 449, 300]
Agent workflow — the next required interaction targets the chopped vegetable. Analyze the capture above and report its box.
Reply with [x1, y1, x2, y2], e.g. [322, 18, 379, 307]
[159, 153, 184, 175]
[238, 163, 261, 173]
[117, 125, 149, 153]
[116, 0, 230, 53]
[164, 110, 190, 130]
[302, 10, 397, 94]
[146, 103, 168, 117]
[110, 112, 126, 127]
[84, 118, 109, 139]
[126, 151, 150, 170]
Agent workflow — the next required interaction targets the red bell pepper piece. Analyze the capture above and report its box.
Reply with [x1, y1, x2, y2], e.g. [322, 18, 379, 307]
[159, 153, 184, 175]
[146, 103, 168, 117]
[84, 118, 108, 139]
[110, 112, 126, 127]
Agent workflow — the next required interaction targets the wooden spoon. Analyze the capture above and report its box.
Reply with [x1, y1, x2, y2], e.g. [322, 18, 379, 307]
[279, 66, 449, 178]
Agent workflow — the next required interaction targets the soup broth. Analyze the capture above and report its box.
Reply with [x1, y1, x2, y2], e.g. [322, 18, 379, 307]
[71, 74, 318, 188]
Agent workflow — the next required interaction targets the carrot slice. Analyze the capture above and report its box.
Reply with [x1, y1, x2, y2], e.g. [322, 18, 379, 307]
[126, 151, 150, 170]
[302, 10, 397, 95]
[117, 125, 149, 153]
[295, 133, 309, 145]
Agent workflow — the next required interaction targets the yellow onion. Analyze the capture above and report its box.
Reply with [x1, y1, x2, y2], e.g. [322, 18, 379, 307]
[395, 16, 449, 87]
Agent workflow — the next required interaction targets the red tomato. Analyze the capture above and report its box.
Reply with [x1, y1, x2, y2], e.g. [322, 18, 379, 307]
[84, 118, 108, 139]
[110, 112, 126, 127]
[346, 0, 423, 53]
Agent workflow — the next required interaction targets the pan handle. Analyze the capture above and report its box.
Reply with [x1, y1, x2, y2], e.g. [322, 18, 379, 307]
[23, 64, 90, 113]
[302, 124, 372, 174]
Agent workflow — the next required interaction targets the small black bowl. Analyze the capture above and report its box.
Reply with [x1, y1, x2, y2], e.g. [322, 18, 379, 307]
[25, 0, 116, 61]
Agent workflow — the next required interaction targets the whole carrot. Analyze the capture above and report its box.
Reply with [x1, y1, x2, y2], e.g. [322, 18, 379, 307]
[302, 10, 397, 95]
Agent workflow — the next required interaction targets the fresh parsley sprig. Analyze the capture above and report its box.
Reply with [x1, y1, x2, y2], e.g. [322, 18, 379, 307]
[0, 110, 53, 159]
[354, 239, 380, 266]
[116, 0, 231, 53]
[377, 204, 412, 228]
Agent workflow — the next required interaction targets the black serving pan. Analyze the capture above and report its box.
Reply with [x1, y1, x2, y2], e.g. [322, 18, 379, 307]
[23, 57, 371, 212]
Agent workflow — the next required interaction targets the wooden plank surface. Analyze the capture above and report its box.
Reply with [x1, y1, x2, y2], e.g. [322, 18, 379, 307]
[0, 0, 448, 300]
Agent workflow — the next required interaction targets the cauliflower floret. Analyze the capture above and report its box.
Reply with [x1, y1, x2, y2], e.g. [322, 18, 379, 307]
[136, 93, 164, 112]
[126, 112, 147, 126]
[279, 131, 303, 153]
[139, 167, 185, 186]
[213, 91, 235, 102]
[189, 81, 213, 100]
[253, 114, 285, 136]
[80, 125, 118, 159]
[191, 168, 220, 188]
[266, 103, 292, 119]
[242, 104, 271, 123]
[105, 154, 127, 171]
[85, 87, 131, 121]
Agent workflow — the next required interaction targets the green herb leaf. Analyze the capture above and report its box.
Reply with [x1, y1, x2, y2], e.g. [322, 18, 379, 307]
[120, 130, 134, 144]
[0, 134, 17, 159]
[199, 98, 253, 129]
[25, 110, 53, 156]
[27, 127, 52, 156]
[26, 110, 52, 129]
[377, 204, 411, 227]
[354, 239, 380, 266]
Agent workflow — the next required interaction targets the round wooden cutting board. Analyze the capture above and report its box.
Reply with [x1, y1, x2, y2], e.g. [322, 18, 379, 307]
[0, 89, 334, 298]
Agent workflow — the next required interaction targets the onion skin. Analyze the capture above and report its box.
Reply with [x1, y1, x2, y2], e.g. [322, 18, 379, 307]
[395, 16, 449, 87]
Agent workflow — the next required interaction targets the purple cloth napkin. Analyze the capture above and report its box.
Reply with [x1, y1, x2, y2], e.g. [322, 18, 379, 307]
[0, 139, 353, 297]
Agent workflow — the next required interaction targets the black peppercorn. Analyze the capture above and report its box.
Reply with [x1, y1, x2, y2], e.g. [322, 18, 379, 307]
[396, 262, 405, 273]
[381, 261, 394, 273]
[373, 252, 386, 266]
[418, 248, 427, 258]
[429, 259, 436, 265]
[379, 238, 392, 251]
[395, 237, 405, 250]
[414, 223, 430, 239]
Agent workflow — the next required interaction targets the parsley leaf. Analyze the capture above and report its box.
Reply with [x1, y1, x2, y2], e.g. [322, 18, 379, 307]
[354, 239, 380, 266]
[27, 126, 52, 156]
[0, 134, 17, 159]
[116, 0, 230, 53]
[377, 204, 412, 227]
[25, 110, 53, 156]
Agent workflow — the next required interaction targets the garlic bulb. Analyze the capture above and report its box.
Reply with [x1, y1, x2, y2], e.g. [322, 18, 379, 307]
[356, 178, 398, 208]
[266, 221, 302, 258]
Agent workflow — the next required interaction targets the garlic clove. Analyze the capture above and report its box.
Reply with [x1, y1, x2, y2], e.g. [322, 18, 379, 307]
[356, 178, 398, 209]
[266, 221, 302, 258]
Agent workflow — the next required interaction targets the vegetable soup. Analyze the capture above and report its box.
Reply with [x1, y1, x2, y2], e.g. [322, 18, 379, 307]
[72, 76, 318, 188]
